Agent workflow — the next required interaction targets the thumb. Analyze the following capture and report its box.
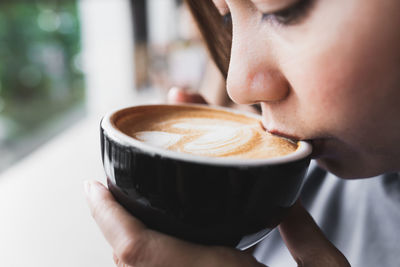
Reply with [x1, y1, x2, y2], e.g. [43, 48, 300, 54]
[167, 87, 208, 104]
[84, 180, 262, 267]
[279, 202, 350, 267]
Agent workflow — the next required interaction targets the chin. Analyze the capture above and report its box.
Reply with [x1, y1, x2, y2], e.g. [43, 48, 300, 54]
[316, 158, 388, 179]
[311, 138, 396, 179]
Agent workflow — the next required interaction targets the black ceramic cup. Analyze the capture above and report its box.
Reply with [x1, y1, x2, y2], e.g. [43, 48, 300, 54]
[100, 104, 312, 249]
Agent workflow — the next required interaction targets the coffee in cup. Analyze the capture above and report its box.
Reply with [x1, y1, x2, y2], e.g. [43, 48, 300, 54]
[114, 105, 297, 159]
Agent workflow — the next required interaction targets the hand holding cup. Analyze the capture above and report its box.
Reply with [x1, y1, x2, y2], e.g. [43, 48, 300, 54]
[86, 87, 349, 266]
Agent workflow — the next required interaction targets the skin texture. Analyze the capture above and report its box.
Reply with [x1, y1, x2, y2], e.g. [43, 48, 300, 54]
[86, 0, 400, 265]
[216, 0, 400, 178]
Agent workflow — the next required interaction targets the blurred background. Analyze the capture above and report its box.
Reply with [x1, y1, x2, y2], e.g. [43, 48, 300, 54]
[0, 0, 216, 174]
[0, 0, 222, 266]
[0, 0, 84, 172]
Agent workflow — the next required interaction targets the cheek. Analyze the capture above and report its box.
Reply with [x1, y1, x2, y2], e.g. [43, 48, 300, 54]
[280, 23, 388, 140]
[284, 54, 355, 136]
[274, 0, 384, 138]
[286, 42, 392, 151]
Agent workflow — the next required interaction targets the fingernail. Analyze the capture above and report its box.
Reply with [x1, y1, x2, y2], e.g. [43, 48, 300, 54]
[169, 86, 181, 94]
[167, 87, 182, 103]
[168, 87, 179, 97]
[83, 180, 91, 196]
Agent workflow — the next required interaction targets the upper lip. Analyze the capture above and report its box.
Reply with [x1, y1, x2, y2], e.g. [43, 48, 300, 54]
[260, 119, 300, 141]
[260, 114, 300, 141]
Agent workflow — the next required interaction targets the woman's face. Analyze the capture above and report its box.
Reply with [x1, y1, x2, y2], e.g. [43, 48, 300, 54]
[211, 0, 400, 178]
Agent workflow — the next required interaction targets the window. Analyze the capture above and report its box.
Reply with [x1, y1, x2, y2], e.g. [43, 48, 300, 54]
[0, 1, 84, 172]
[0, 0, 210, 173]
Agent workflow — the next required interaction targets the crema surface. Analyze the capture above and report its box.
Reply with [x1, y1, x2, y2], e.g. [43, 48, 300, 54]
[114, 105, 297, 159]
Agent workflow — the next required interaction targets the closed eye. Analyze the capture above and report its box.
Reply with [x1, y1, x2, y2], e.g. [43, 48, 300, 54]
[221, 0, 314, 26]
[261, 0, 314, 25]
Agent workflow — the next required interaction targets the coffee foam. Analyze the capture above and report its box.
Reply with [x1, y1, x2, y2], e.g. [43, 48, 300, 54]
[116, 105, 297, 159]
[134, 131, 183, 148]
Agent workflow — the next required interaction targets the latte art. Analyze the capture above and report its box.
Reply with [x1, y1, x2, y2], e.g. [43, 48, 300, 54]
[135, 131, 183, 149]
[116, 105, 297, 159]
[135, 118, 257, 157]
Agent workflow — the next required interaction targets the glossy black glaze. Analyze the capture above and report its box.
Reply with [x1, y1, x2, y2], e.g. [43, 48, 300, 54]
[100, 124, 310, 249]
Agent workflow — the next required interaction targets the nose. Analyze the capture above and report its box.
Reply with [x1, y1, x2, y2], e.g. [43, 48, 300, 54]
[226, 26, 289, 105]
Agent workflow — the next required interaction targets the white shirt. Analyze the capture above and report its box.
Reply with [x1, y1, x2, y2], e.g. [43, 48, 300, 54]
[253, 161, 400, 267]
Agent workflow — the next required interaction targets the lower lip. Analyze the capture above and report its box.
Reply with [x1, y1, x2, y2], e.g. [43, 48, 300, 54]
[266, 127, 329, 159]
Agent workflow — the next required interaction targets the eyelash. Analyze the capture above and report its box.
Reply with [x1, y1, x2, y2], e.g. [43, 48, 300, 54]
[262, 0, 312, 25]
[223, 0, 313, 26]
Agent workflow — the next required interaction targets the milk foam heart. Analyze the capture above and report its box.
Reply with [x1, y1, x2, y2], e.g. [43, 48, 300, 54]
[135, 119, 256, 157]
[116, 105, 298, 159]
[134, 131, 183, 148]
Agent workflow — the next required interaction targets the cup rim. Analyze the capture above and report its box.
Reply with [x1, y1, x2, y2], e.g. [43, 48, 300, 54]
[101, 104, 313, 167]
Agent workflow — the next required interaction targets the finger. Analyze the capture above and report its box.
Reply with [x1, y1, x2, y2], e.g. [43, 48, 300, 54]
[112, 253, 119, 266]
[84, 180, 261, 267]
[84, 180, 150, 265]
[84, 180, 201, 266]
[278, 202, 350, 267]
[113, 253, 133, 267]
[167, 87, 207, 104]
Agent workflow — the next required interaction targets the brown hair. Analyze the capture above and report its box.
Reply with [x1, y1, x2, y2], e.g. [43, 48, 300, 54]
[184, 0, 232, 79]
